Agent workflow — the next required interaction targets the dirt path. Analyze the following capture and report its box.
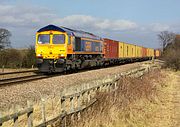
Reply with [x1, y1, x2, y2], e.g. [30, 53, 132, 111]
[151, 71, 180, 127]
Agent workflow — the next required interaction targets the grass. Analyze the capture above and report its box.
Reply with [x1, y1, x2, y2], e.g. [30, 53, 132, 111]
[74, 69, 180, 127]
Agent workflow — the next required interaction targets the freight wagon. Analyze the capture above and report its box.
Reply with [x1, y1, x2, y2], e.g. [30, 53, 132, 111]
[155, 50, 161, 58]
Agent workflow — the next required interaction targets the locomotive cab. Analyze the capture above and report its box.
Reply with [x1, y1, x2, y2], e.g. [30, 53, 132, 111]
[36, 29, 69, 72]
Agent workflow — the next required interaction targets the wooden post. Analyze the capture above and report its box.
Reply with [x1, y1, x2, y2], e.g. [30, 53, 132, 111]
[60, 96, 66, 114]
[92, 88, 96, 97]
[106, 84, 109, 92]
[13, 105, 18, 127]
[102, 85, 105, 92]
[41, 99, 46, 126]
[0, 112, 2, 126]
[97, 86, 100, 93]
[77, 111, 81, 121]
[70, 97, 74, 112]
[115, 82, 118, 90]
[27, 101, 33, 127]
[87, 91, 90, 103]
[109, 83, 112, 92]
[77, 95, 80, 109]
[70, 113, 75, 125]
[81, 91, 85, 105]
[152, 56, 155, 64]
[99, 85, 102, 92]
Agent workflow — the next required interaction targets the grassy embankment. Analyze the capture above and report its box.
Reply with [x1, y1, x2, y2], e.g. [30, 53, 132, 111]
[1, 68, 179, 127]
[74, 69, 180, 127]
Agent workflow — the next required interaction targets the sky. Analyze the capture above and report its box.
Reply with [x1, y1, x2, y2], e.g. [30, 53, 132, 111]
[0, 0, 180, 48]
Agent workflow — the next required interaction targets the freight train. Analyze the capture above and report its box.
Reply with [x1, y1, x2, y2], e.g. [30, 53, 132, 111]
[35, 25, 160, 73]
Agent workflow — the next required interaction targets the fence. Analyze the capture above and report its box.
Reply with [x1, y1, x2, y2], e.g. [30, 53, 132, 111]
[0, 64, 159, 127]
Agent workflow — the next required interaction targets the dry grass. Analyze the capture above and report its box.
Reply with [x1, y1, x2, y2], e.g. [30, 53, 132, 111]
[1, 96, 61, 127]
[74, 69, 180, 127]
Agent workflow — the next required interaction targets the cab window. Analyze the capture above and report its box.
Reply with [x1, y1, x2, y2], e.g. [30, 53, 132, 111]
[38, 34, 50, 44]
[68, 36, 71, 45]
[53, 34, 65, 44]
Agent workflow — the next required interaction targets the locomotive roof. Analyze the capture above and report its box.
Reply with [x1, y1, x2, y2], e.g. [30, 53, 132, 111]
[37, 24, 102, 40]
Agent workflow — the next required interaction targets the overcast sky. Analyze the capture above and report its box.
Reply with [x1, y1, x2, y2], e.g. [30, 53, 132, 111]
[0, 0, 180, 48]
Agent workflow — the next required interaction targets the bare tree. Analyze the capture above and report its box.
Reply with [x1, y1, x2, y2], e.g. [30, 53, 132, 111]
[158, 31, 176, 51]
[0, 28, 11, 50]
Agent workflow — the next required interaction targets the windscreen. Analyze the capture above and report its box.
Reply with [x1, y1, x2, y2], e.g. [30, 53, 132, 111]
[38, 34, 50, 44]
[53, 34, 65, 44]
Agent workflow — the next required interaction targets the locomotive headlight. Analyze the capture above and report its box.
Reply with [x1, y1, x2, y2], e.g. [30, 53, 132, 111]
[58, 54, 65, 58]
[37, 54, 43, 58]
[37, 54, 42, 57]
[59, 54, 64, 56]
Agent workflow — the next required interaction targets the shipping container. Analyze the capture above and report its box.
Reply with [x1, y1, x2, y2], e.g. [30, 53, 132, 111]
[136, 46, 142, 57]
[131, 44, 136, 57]
[147, 48, 154, 57]
[151, 48, 155, 57]
[147, 48, 149, 57]
[155, 50, 160, 57]
[103, 38, 119, 59]
[123, 43, 128, 58]
[118, 42, 124, 58]
[142, 47, 147, 57]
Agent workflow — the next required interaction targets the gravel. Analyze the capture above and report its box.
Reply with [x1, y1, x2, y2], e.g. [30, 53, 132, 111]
[0, 61, 148, 111]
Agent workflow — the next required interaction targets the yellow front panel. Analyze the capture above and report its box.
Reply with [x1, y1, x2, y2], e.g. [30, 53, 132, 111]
[36, 31, 68, 59]
[118, 42, 124, 58]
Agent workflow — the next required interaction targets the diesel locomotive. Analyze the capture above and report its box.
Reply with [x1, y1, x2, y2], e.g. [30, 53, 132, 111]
[36, 25, 104, 72]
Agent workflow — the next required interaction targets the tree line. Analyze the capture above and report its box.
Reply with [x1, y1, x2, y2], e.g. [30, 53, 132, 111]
[158, 31, 180, 70]
[0, 28, 36, 68]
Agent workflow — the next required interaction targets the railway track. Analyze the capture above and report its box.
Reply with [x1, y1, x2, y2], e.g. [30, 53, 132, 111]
[0, 70, 38, 76]
[0, 64, 138, 86]
[0, 74, 48, 85]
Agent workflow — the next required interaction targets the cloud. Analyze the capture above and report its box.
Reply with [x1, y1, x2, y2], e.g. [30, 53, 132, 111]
[150, 23, 170, 32]
[0, 5, 138, 32]
[0, 5, 56, 28]
[53, 15, 138, 31]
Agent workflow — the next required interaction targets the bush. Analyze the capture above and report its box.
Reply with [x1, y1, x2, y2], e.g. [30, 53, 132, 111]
[162, 39, 180, 70]
[0, 46, 36, 69]
[0, 49, 23, 68]
[22, 46, 36, 68]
